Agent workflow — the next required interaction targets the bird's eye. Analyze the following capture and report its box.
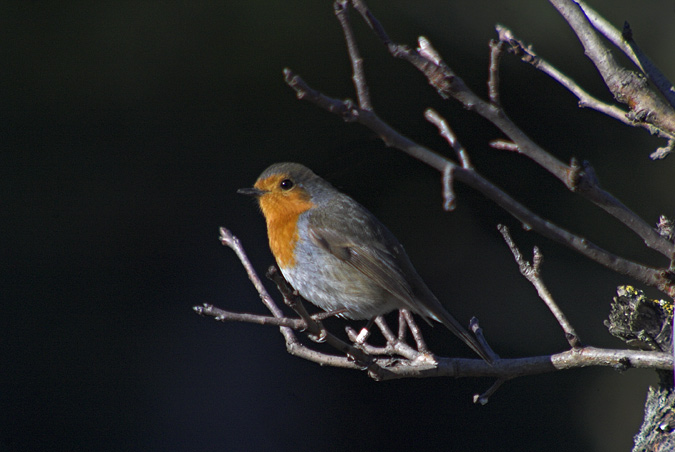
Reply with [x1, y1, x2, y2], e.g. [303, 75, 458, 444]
[280, 179, 294, 190]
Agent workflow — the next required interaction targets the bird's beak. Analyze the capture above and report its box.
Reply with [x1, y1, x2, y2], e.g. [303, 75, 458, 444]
[237, 187, 265, 197]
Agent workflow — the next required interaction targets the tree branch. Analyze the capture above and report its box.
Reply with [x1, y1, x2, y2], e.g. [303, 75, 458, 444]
[197, 227, 672, 384]
[498, 225, 582, 348]
[283, 68, 674, 297]
[196, 296, 673, 379]
[350, 0, 675, 260]
[496, 25, 638, 129]
[548, 0, 675, 138]
[575, 0, 675, 112]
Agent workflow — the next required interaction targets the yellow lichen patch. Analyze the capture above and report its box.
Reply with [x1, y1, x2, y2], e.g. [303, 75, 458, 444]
[617, 285, 673, 316]
[254, 173, 314, 268]
[656, 298, 674, 316]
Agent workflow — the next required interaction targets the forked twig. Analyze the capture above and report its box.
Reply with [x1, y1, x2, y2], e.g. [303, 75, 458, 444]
[548, 0, 675, 138]
[498, 225, 581, 348]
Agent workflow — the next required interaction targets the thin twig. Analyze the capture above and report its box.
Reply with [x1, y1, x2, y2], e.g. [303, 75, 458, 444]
[335, 0, 372, 110]
[347, 318, 421, 360]
[473, 379, 508, 405]
[469, 317, 500, 362]
[194, 303, 305, 329]
[398, 310, 407, 342]
[487, 39, 505, 106]
[218, 228, 297, 342]
[498, 225, 582, 347]
[441, 164, 456, 212]
[345, 329, 422, 361]
[496, 25, 638, 129]
[425, 108, 472, 168]
[490, 139, 519, 152]
[374, 315, 397, 343]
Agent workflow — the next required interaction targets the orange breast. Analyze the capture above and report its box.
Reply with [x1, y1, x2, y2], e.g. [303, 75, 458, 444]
[255, 176, 314, 268]
[266, 213, 302, 268]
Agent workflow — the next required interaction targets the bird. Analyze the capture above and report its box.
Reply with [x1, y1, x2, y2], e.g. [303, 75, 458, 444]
[238, 162, 493, 363]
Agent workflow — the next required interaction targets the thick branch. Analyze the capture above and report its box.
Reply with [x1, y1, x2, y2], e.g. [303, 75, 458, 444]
[548, 0, 675, 136]
[576, 0, 675, 111]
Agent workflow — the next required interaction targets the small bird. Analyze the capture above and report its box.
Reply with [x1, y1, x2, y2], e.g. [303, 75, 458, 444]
[239, 162, 492, 363]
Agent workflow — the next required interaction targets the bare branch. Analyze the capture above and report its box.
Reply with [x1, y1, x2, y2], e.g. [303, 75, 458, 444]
[346, 320, 422, 361]
[373, 315, 396, 343]
[496, 23, 675, 161]
[548, 0, 675, 137]
[496, 25, 638, 129]
[490, 139, 519, 152]
[346, 1, 675, 259]
[576, 0, 675, 111]
[425, 108, 472, 169]
[194, 303, 305, 329]
[498, 225, 582, 348]
[469, 317, 500, 363]
[397, 310, 407, 342]
[196, 290, 673, 378]
[334, 0, 372, 110]
[283, 68, 674, 297]
[401, 309, 431, 355]
[473, 379, 508, 405]
[441, 164, 456, 212]
[487, 39, 505, 106]
[201, 223, 672, 384]
[218, 227, 297, 342]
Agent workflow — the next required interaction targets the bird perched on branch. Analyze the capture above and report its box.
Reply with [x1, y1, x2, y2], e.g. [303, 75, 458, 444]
[239, 162, 493, 363]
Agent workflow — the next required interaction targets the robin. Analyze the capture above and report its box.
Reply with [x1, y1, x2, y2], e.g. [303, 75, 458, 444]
[238, 162, 493, 363]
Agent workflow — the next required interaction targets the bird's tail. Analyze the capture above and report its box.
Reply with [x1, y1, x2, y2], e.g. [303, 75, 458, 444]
[431, 308, 495, 365]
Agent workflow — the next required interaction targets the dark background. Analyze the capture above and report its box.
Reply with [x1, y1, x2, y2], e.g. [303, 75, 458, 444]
[4, 1, 674, 451]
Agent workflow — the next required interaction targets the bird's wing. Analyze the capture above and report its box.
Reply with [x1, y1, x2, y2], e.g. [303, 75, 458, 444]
[307, 198, 420, 313]
[308, 196, 494, 363]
